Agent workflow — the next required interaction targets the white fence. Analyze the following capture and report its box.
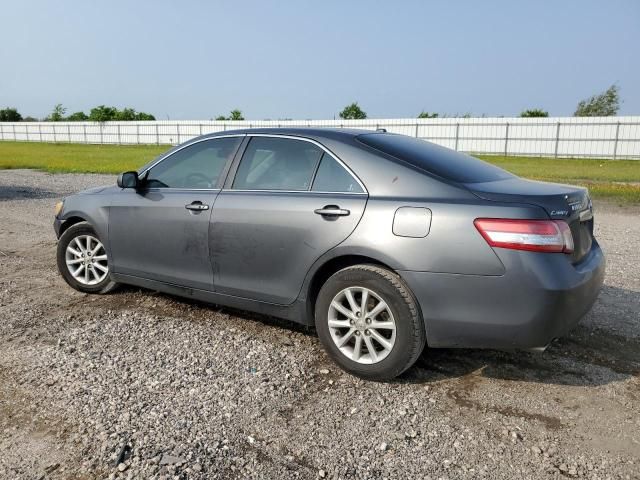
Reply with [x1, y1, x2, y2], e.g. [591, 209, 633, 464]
[1, 116, 639, 159]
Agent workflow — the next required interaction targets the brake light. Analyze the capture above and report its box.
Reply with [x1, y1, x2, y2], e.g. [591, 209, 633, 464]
[474, 218, 574, 254]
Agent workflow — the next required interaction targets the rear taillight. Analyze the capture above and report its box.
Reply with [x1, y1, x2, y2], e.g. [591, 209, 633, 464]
[474, 218, 574, 254]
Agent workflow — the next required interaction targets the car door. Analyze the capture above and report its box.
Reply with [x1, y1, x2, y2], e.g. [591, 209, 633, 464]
[210, 135, 368, 304]
[109, 136, 243, 290]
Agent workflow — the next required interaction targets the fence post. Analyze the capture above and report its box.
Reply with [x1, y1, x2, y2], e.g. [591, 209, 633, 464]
[199, 123, 203, 136]
[504, 122, 509, 156]
[99, 124, 103, 144]
[414, 123, 419, 138]
[155, 123, 159, 145]
[454, 123, 460, 151]
[83, 124, 87, 143]
[613, 122, 620, 160]
[67, 124, 71, 143]
[38, 123, 42, 142]
[136, 124, 140, 144]
[117, 124, 121, 145]
[554, 122, 561, 158]
[53, 125, 57, 143]
[12, 123, 17, 141]
[176, 123, 180, 145]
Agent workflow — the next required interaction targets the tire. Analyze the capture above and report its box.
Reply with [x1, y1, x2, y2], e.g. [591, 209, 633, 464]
[315, 264, 426, 381]
[56, 221, 118, 294]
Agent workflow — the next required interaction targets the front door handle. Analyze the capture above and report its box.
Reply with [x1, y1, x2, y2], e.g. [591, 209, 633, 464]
[314, 205, 350, 217]
[185, 201, 209, 211]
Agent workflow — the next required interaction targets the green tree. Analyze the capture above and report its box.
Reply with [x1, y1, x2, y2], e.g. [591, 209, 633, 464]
[229, 109, 244, 120]
[87, 106, 118, 122]
[23, 116, 39, 122]
[47, 104, 67, 121]
[417, 111, 439, 119]
[134, 111, 155, 120]
[215, 109, 245, 121]
[66, 111, 89, 121]
[114, 108, 137, 121]
[339, 102, 367, 120]
[87, 106, 155, 122]
[0, 107, 22, 121]
[574, 85, 620, 117]
[520, 109, 549, 117]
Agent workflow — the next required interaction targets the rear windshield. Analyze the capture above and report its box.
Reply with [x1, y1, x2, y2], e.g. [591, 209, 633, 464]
[357, 133, 514, 183]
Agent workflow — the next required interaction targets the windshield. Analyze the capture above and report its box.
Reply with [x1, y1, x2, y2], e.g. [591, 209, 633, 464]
[357, 133, 514, 184]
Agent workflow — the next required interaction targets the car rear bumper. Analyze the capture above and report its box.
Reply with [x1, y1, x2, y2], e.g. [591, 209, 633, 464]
[399, 241, 605, 349]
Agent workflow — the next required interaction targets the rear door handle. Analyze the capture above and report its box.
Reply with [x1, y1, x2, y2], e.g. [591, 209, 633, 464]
[314, 205, 350, 217]
[185, 201, 209, 211]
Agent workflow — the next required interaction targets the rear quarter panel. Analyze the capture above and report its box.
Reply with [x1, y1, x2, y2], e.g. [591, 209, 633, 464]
[338, 197, 550, 275]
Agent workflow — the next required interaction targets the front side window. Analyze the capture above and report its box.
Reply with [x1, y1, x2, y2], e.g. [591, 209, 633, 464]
[312, 154, 364, 193]
[145, 137, 241, 189]
[232, 137, 323, 191]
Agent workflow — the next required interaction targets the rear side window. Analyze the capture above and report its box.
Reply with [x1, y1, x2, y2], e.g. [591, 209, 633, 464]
[233, 137, 323, 191]
[357, 133, 514, 183]
[312, 154, 364, 193]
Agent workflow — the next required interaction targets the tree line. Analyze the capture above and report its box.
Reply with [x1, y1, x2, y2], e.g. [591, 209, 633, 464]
[0, 104, 156, 122]
[0, 84, 621, 122]
[338, 85, 621, 119]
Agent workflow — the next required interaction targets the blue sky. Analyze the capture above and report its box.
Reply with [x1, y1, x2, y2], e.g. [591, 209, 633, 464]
[1, 0, 638, 119]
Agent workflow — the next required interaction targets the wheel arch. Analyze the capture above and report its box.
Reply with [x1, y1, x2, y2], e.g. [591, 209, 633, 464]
[303, 253, 398, 324]
[58, 215, 88, 236]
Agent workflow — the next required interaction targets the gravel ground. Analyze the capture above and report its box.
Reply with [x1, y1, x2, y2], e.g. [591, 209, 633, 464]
[0, 169, 638, 480]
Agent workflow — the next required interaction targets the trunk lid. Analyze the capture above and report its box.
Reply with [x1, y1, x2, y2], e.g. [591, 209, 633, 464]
[465, 177, 594, 263]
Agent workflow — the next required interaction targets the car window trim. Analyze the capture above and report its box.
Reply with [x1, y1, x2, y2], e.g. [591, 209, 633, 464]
[223, 133, 367, 194]
[138, 134, 246, 191]
[226, 189, 367, 196]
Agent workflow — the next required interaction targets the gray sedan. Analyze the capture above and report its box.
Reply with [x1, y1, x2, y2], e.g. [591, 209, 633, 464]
[54, 129, 605, 380]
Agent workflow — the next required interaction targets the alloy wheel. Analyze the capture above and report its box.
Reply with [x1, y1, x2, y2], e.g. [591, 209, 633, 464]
[327, 286, 397, 364]
[65, 234, 109, 285]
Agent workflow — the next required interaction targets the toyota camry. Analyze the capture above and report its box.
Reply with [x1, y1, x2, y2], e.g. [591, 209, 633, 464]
[54, 129, 605, 380]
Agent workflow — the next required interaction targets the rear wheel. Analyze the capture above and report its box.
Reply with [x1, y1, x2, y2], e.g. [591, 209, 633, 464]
[315, 264, 425, 380]
[56, 222, 118, 294]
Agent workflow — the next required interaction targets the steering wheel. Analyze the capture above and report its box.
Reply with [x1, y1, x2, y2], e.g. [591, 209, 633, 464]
[184, 172, 212, 188]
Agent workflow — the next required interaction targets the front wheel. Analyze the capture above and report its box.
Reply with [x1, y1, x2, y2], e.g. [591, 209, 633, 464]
[315, 265, 426, 381]
[56, 221, 118, 294]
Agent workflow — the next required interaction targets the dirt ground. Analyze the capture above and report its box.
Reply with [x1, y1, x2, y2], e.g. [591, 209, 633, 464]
[0, 169, 638, 480]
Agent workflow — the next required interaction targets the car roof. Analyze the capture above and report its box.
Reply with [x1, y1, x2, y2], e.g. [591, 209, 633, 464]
[204, 127, 376, 142]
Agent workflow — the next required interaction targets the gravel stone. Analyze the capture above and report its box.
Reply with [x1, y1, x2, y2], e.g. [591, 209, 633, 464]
[0, 169, 639, 479]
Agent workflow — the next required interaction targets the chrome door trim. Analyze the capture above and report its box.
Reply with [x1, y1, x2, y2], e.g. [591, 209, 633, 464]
[138, 132, 368, 195]
[222, 189, 367, 196]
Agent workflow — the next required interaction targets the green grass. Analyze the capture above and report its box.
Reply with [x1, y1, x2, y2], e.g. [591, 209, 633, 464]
[0, 141, 638, 202]
[477, 155, 640, 203]
[0, 141, 168, 174]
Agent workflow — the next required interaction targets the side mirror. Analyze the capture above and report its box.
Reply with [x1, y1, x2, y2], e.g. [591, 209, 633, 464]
[117, 171, 140, 189]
